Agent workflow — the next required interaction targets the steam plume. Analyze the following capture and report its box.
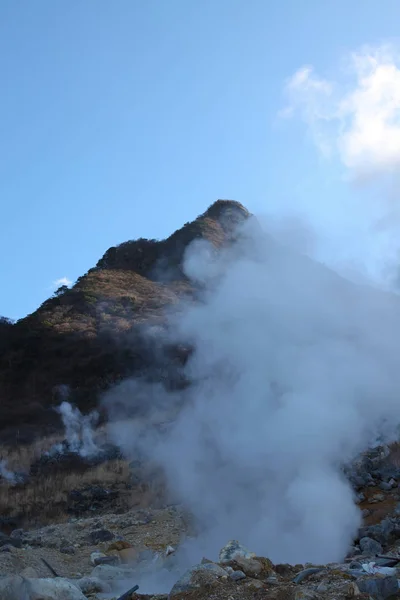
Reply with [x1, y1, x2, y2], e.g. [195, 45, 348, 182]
[54, 401, 99, 458]
[104, 215, 400, 566]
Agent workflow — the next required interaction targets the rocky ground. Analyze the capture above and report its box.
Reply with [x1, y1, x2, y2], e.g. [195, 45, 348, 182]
[3, 443, 400, 599]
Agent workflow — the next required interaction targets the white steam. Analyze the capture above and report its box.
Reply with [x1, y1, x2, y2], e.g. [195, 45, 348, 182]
[103, 41, 400, 570]
[55, 401, 99, 458]
[105, 216, 400, 566]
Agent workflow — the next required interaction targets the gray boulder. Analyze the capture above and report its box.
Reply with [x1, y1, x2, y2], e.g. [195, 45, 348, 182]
[379, 481, 393, 491]
[359, 537, 383, 555]
[0, 576, 27, 600]
[230, 570, 246, 581]
[0, 576, 86, 600]
[169, 563, 228, 598]
[358, 518, 399, 545]
[231, 556, 263, 577]
[356, 576, 399, 600]
[0, 535, 22, 549]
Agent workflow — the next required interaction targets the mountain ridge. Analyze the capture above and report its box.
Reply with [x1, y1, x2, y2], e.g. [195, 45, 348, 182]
[0, 200, 250, 444]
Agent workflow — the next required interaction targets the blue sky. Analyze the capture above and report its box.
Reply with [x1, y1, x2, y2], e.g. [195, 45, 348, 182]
[2, 0, 400, 319]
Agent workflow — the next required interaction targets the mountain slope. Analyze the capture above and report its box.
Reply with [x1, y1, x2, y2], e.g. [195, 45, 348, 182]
[0, 200, 250, 444]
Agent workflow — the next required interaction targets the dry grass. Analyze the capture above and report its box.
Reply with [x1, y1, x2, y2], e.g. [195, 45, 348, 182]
[0, 459, 143, 528]
[0, 427, 168, 530]
[0, 434, 64, 472]
[0, 423, 109, 471]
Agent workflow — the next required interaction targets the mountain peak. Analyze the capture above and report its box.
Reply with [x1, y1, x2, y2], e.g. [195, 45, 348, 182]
[201, 199, 250, 219]
[96, 200, 251, 276]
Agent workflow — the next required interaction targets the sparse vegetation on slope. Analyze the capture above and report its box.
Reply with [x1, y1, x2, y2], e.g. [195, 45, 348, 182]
[0, 201, 249, 445]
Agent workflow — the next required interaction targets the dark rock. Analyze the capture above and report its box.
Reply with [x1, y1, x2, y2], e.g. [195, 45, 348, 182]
[0, 517, 21, 535]
[0, 536, 22, 549]
[379, 481, 393, 491]
[356, 575, 399, 600]
[359, 537, 383, 556]
[275, 564, 297, 577]
[10, 529, 24, 539]
[358, 518, 400, 545]
[229, 557, 263, 578]
[25, 535, 43, 547]
[348, 561, 363, 570]
[89, 529, 114, 544]
[374, 557, 400, 567]
[345, 463, 376, 490]
[374, 466, 400, 482]
[230, 570, 246, 581]
[93, 556, 119, 566]
[68, 486, 119, 516]
[60, 545, 76, 555]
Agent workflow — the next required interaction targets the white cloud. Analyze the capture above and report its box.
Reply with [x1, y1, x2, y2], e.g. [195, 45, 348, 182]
[53, 277, 72, 288]
[282, 44, 400, 177]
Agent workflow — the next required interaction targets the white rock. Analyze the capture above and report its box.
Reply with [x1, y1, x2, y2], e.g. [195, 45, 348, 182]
[28, 578, 86, 600]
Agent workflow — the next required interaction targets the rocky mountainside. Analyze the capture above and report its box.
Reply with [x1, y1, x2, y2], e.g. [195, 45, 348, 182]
[0, 200, 250, 445]
[2, 443, 400, 599]
[4, 200, 400, 600]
